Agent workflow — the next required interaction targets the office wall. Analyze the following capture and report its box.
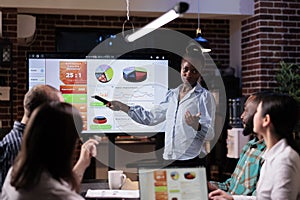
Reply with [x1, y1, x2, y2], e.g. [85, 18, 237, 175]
[1, 0, 299, 128]
[241, 0, 300, 94]
[0, 8, 230, 128]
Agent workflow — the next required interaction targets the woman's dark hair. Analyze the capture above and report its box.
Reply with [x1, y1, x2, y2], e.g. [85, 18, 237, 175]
[183, 42, 205, 70]
[260, 93, 300, 154]
[11, 102, 83, 191]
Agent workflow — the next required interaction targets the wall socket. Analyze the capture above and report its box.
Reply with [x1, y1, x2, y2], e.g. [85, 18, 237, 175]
[0, 86, 10, 101]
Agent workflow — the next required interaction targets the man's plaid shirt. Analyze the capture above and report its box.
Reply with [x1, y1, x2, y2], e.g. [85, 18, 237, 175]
[0, 121, 25, 192]
[210, 137, 266, 196]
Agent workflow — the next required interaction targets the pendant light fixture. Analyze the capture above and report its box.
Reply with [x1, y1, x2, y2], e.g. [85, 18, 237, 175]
[122, 0, 135, 38]
[125, 2, 189, 42]
[194, 0, 211, 52]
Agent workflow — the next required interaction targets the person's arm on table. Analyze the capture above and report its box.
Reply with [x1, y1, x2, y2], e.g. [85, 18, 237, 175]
[208, 180, 230, 192]
[209, 189, 256, 200]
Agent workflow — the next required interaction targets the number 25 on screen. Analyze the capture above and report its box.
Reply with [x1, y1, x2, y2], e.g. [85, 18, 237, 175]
[66, 72, 82, 78]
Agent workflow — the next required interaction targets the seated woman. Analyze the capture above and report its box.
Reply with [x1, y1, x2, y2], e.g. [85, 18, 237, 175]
[1, 102, 98, 200]
[209, 93, 300, 200]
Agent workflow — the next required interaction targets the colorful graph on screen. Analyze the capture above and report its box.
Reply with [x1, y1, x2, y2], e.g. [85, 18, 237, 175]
[123, 67, 147, 82]
[95, 64, 114, 83]
[28, 53, 168, 134]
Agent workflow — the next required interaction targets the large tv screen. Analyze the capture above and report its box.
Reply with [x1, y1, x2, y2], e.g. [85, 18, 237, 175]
[27, 52, 169, 135]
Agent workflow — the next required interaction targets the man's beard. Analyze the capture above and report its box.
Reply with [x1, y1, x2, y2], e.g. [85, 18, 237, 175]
[243, 118, 254, 136]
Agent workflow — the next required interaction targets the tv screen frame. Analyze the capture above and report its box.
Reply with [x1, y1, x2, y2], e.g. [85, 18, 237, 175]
[27, 52, 171, 136]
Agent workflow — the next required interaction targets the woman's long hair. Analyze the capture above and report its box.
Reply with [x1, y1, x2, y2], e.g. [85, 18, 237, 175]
[11, 102, 83, 192]
[260, 93, 300, 155]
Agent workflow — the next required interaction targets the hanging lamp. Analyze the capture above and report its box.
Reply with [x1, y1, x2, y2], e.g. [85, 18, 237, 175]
[194, 0, 211, 52]
[125, 2, 189, 42]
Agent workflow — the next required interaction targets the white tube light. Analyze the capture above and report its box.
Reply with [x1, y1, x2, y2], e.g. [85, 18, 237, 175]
[125, 2, 189, 42]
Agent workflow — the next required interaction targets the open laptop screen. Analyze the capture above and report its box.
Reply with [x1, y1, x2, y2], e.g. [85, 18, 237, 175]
[139, 167, 208, 200]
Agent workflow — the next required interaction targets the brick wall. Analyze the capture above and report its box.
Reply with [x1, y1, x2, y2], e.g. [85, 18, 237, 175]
[241, 0, 300, 95]
[0, 9, 229, 129]
[1, 1, 299, 127]
[0, 9, 17, 129]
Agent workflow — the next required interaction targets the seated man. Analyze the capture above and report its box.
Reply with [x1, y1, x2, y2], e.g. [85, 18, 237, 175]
[209, 93, 300, 199]
[0, 84, 96, 192]
[1, 102, 98, 199]
[208, 93, 266, 195]
[0, 85, 64, 191]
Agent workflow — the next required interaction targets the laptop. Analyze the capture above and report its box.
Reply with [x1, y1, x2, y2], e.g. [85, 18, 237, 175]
[138, 167, 208, 200]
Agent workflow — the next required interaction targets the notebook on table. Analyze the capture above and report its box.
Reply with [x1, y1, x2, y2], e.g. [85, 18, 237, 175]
[138, 167, 208, 200]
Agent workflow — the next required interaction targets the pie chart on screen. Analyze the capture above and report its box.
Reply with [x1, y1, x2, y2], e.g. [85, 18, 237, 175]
[123, 67, 147, 82]
[95, 64, 114, 83]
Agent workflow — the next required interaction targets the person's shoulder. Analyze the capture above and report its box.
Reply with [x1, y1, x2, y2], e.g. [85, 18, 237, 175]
[0, 121, 24, 144]
[194, 84, 208, 94]
[241, 138, 265, 156]
[0, 168, 16, 199]
[280, 145, 300, 163]
[196, 84, 215, 96]
[270, 146, 300, 178]
[51, 190, 84, 200]
[36, 172, 84, 200]
[247, 137, 259, 146]
[244, 139, 255, 147]
[9, 121, 25, 135]
[167, 87, 180, 96]
[200, 88, 215, 101]
[270, 140, 300, 167]
[239, 140, 254, 153]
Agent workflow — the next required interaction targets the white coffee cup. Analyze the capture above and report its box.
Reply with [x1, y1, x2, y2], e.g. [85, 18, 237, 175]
[108, 170, 127, 190]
